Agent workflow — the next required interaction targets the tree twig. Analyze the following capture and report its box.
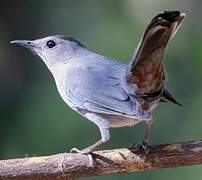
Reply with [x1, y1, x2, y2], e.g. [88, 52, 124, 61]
[1, 140, 202, 180]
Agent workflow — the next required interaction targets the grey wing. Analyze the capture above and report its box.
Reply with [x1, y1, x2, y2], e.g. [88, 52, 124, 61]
[65, 65, 149, 120]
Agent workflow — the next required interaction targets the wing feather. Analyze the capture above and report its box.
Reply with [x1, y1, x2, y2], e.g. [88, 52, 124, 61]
[65, 64, 149, 119]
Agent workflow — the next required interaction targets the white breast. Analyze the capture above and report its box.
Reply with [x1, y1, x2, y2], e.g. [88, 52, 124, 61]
[52, 63, 78, 109]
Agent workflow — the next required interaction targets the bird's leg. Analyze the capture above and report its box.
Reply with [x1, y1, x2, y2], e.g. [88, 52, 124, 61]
[143, 119, 153, 145]
[131, 118, 153, 154]
[70, 127, 110, 155]
[141, 119, 153, 153]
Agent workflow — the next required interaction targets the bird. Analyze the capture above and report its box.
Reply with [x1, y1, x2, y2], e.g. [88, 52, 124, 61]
[11, 10, 185, 154]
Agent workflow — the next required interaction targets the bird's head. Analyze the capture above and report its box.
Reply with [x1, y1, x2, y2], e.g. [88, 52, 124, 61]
[11, 35, 85, 68]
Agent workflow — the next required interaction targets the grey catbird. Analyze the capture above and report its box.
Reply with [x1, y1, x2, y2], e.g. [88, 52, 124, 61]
[11, 10, 185, 154]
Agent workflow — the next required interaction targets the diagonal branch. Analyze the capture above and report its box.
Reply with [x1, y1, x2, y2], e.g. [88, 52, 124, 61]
[1, 140, 202, 180]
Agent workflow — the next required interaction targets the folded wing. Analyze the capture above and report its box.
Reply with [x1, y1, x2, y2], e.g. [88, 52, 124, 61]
[65, 64, 150, 120]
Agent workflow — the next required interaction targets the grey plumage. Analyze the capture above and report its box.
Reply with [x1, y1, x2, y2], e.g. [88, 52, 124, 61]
[11, 10, 185, 154]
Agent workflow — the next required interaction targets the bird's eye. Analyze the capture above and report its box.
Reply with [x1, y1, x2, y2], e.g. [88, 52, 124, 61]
[46, 40, 56, 48]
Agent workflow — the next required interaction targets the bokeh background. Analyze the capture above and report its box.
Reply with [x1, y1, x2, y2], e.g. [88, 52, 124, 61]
[1, 0, 202, 179]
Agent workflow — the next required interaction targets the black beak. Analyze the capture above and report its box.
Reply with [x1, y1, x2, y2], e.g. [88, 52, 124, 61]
[10, 40, 36, 49]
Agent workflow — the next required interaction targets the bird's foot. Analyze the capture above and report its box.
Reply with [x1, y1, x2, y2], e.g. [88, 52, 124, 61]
[70, 147, 95, 166]
[70, 147, 93, 155]
[130, 141, 151, 154]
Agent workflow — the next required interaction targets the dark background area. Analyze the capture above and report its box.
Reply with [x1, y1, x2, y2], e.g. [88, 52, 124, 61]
[1, 0, 202, 179]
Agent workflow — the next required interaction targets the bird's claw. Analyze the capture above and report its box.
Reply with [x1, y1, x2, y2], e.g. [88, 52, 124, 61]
[70, 147, 92, 155]
[130, 141, 151, 154]
[70, 147, 95, 166]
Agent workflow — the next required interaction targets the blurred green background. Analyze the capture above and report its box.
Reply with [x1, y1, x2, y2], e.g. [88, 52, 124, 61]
[1, 0, 202, 179]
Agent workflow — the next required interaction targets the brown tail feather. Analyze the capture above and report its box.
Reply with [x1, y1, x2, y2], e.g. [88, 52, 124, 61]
[127, 11, 185, 96]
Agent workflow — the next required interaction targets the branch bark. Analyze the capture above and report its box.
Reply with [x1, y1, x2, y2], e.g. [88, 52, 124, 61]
[1, 140, 202, 180]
